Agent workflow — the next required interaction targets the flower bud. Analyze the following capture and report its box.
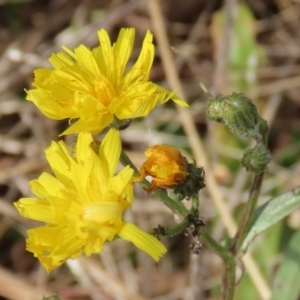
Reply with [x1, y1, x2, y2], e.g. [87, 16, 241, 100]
[206, 95, 225, 123]
[222, 93, 259, 138]
[207, 92, 259, 138]
[241, 144, 271, 174]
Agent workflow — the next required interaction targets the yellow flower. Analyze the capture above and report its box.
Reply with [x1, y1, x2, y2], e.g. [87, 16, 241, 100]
[26, 28, 188, 135]
[14, 129, 166, 272]
[136, 145, 189, 191]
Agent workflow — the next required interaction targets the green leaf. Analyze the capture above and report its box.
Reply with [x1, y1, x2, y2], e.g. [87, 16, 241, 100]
[270, 229, 300, 300]
[241, 187, 300, 252]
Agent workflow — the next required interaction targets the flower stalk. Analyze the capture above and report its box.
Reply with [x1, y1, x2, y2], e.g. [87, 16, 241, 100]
[231, 118, 269, 256]
[230, 174, 264, 256]
[207, 92, 270, 299]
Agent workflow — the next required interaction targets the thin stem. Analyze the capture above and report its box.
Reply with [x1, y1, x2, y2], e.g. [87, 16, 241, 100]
[153, 188, 189, 216]
[231, 174, 264, 255]
[223, 257, 236, 300]
[157, 219, 190, 238]
[119, 149, 139, 175]
[200, 228, 232, 261]
[199, 228, 236, 300]
[191, 195, 200, 213]
[231, 121, 268, 255]
[120, 150, 189, 217]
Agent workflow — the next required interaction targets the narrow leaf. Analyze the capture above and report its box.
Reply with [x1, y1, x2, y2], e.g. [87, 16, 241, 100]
[270, 229, 300, 300]
[241, 187, 300, 252]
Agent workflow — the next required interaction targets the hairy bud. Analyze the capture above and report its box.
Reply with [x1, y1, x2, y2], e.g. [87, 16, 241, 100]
[206, 95, 225, 123]
[241, 144, 271, 174]
[207, 92, 259, 138]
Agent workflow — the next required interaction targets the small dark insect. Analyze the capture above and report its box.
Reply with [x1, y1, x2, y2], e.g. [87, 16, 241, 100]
[118, 119, 132, 130]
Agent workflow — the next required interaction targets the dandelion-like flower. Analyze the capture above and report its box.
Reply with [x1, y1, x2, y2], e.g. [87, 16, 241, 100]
[136, 145, 189, 191]
[14, 129, 166, 272]
[26, 28, 188, 135]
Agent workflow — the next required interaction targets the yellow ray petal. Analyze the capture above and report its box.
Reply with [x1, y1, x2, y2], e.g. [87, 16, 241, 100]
[49, 51, 75, 69]
[30, 173, 65, 198]
[123, 30, 154, 84]
[60, 114, 113, 135]
[74, 45, 100, 80]
[97, 29, 113, 78]
[14, 198, 54, 222]
[118, 222, 166, 261]
[26, 225, 84, 272]
[99, 128, 121, 178]
[113, 28, 135, 86]
[108, 166, 134, 201]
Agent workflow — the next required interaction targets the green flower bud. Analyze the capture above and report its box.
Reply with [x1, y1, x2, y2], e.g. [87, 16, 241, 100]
[222, 93, 259, 138]
[207, 92, 260, 138]
[241, 144, 271, 174]
[206, 95, 225, 123]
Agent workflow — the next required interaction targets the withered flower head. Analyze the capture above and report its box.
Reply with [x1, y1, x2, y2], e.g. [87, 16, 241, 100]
[136, 145, 189, 192]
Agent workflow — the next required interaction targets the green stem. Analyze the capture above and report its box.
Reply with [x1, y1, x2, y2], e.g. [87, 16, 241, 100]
[231, 120, 268, 256]
[157, 219, 190, 238]
[219, 117, 269, 298]
[120, 150, 189, 217]
[200, 228, 232, 261]
[153, 188, 189, 216]
[222, 257, 236, 300]
[230, 173, 264, 255]
[200, 228, 236, 300]
[119, 149, 139, 175]
[191, 195, 200, 213]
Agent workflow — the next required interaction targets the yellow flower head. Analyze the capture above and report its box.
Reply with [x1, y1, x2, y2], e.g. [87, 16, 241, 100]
[136, 145, 189, 192]
[26, 28, 188, 135]
[14, 129, 166, 272]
